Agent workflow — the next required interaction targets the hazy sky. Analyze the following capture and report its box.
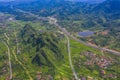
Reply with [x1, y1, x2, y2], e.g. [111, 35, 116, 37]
[68, 0, 106, 2]
[0, 0, 106, 2]
[0, 0, 14, 1]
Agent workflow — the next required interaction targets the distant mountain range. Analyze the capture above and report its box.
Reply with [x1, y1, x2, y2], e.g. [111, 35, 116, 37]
[0, 0, 106, 3]
[0, 0, 119, 15]
[0, 0, 120, 31]
[67, 0, 106, 3]
[0, 0, 36, 2]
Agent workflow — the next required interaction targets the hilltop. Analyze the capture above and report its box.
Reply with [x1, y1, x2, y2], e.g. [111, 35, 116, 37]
[20, 24, 64, 66]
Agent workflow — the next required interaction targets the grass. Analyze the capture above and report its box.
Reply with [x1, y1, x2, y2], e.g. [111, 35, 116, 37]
[0, 13, 119, 79]
[70, 39, 120, 79]
[70, 39, 102, 55]
[0, 42, 8, 80]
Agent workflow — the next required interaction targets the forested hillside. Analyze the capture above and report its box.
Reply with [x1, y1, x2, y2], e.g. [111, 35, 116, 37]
[0, 0, 120, 79]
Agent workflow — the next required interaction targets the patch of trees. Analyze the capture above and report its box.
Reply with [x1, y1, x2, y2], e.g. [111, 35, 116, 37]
[20, 24, 63, 66]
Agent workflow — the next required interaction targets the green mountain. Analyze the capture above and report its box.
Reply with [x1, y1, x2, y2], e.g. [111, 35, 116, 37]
[20, 24, 63, 66]
[94, 0, 120, 13]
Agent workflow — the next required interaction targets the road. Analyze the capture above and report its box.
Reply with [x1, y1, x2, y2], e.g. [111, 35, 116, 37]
[13, 32, 33, 80]
[12, 48, 33, 80]
[3, 33, 12, 80]
[15, 9, 120, 80]
[12, 8, 120, 56]
[14, 32, 19, 54]
[51, 19, 120, 56]
[4, 32, 33, 80]
[16, 9, 48, 21]
[16, 9, 80, 80]
[65, 34, 80, 80]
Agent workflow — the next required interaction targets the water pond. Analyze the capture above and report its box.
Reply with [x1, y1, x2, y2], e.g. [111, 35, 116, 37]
[78, 31, 94, 37]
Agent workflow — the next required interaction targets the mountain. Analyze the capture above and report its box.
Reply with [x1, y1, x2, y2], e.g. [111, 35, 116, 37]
[0, 0, 119, 20]
[20, 24, 64, 66]
[92, 0, 120, 23]
[0, 0, 120, 29]
[93, 0, 120, 13]
[0, 0, 120, 79]
[0, 0, 119, 30]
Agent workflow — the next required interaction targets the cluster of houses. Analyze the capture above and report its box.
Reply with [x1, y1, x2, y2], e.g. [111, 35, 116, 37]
[100, 70, 117, 79]
[80, 76, 97, 80]
[0, 67, 7, 78]
[97, 56, 112, 69]
[79, 51, 117, 79]
[82, 52, 113, 69]
[0, 14, 14, 28]
[36, 72, 53, 80]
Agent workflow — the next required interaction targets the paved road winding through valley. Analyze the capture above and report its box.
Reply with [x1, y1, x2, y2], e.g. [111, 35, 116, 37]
[65, 34, 80, 80]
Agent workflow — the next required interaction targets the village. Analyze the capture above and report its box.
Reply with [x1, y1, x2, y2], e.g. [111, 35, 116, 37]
[76, 51, 117, 80]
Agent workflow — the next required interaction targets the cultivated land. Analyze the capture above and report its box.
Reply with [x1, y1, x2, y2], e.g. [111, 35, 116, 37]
[0, 0, 120, 79]
[0, 13, 120, 80]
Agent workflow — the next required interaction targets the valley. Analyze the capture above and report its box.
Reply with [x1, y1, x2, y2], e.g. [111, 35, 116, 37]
[0, 0, 120, 80]
[0, 10, 119, 80]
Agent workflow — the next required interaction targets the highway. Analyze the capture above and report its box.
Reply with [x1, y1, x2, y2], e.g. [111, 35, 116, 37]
[10, 8, 120, 56]
[15, 9, 120, 80]
[51, 18, 120, 56]
[16, 9, 48, 21]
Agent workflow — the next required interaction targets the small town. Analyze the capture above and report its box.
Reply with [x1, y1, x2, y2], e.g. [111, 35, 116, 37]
[78, 51, 117, 79]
